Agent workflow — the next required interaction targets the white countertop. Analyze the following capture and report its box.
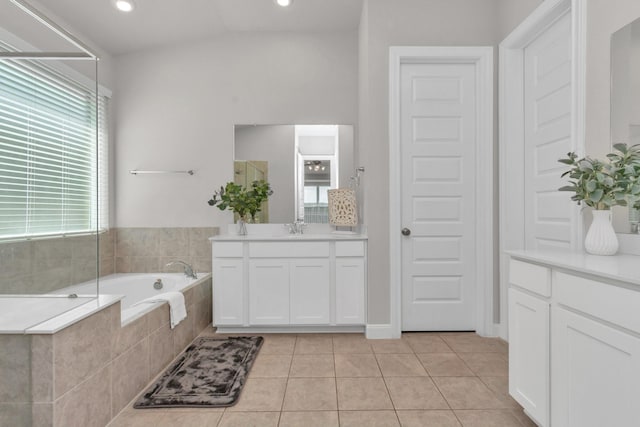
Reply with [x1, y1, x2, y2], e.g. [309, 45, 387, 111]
[507, 249, 640, 287]
[210, 233, 368, 242]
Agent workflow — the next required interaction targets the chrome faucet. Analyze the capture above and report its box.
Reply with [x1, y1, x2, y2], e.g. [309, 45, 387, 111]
[165, 260, 197, 279]
[284, 219, 307, 234]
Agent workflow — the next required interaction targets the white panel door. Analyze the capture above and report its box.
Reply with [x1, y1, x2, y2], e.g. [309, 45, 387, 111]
[508, 288, 549, 427]
[401, 62, 477, 331]
[524, 12, 574, 250]
[249, 260, 289, 325]
[552, 306, 640, 427]
[290, 259, 330, 324]
[213, 259, 244, 325]
[335, 258, 365, 325]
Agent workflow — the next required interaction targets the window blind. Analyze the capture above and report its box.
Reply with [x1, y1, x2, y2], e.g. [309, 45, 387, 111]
[0, 50, 109, 241]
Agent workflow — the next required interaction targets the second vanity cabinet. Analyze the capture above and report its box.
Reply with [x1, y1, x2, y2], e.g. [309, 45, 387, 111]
[508, 252, 640, 427]
[212, 237, 367, 330]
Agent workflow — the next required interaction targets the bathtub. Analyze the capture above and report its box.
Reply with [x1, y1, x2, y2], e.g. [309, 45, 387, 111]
[54, 273, 207, 325]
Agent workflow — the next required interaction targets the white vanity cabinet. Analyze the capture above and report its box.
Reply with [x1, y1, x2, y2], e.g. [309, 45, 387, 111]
[211, 236, 367, 331]
[508, 252, 640, 427]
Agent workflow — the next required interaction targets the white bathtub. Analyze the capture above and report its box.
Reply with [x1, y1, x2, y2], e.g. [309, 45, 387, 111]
[55, 273, 206, 324]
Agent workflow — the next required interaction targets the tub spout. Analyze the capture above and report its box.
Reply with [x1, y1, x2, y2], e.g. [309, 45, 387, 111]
[165, 260, 197, 279]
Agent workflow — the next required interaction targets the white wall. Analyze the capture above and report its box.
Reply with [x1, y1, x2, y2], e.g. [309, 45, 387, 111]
[497, 0, 544, 40]
[234, 125, 295, 223]
[114, 31, 358, 227]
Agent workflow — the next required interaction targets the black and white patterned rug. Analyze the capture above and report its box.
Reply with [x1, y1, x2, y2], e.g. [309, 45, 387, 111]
[134, 336, 263, 408]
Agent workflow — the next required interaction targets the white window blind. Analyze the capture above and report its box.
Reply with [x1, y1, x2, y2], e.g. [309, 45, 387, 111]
[0, 50, 109, 241]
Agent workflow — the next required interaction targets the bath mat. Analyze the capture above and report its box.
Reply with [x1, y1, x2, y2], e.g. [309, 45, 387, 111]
[134, 336, 263, 408]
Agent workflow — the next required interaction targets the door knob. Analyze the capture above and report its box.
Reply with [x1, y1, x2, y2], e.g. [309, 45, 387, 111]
[401, 228, 411, 236]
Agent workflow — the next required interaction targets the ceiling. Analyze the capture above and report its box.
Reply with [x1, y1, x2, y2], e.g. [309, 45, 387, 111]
[23, 0, 364, 56]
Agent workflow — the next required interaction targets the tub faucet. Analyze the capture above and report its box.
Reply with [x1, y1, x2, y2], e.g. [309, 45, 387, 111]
[165, 260, 197, 279]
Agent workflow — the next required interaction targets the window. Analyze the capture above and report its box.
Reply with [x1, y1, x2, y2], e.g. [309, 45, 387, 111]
[0, 50, 108, 241]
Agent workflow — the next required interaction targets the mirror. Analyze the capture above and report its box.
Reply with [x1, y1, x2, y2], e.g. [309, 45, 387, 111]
[611, 17, 640, 233]
[234, 124, 354, 224]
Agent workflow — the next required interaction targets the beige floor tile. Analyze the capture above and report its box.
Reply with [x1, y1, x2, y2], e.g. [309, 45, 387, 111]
[335, 354, 382, 377]
[290, 354, 335, 377]
[510, 408, 538, 427]
[370, 339, 413, 354]
[433, 377, 506, 410]
[108, 409, 221, 427]
[458, 353, 508, 377]
[479, 377, 521, 409]
[227, 378, 287, 412]
[295, 336, 333, 354]
[260, 335, 297, 355]
[249, 354, 292, 378]
[403, 334, 453, 353]
[376, 354, 428, 377]
[283, 378, 338, 411]
[417, 353, 474, 377]
[440, 335, 503, 353]
[384, 377, 449, 410]
[279, 411, 339, 427]
[333, 336, 373, 354]
[396, 410, 461, 427]
[454, 409, 523, 427]
[217, 411, 280, 427]
[338, 410, 400, 427]
[336, 378, 393, 410]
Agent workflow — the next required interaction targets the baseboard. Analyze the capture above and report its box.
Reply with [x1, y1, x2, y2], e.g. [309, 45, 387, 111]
[495, 322, 508, 341]
[365, 324, 395, 339]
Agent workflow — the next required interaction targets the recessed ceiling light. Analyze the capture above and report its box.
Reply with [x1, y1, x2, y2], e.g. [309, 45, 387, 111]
[113, 0, 135, 12]
[276, 0, 292, 7]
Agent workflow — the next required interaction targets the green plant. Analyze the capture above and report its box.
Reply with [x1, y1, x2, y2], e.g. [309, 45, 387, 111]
[208, 180, 273, 221]
[558, 144, 640, 210]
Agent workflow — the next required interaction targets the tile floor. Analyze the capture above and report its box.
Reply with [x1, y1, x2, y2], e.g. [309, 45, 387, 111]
[108, 328, 536, 427]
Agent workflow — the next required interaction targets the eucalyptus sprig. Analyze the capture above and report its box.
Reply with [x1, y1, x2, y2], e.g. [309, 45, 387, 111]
[558, 144, 640, 210]
[208, 180, 273, 221]
[606, 143, 640, 208]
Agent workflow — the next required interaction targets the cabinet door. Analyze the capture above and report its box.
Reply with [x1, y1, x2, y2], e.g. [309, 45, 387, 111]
[290, 259, 330, 324]
[508, 288, 549, 427]
[336, 258, 365, 325]
[213, 259, 244, 325]
[249, 260, 290, 325]
[551, 306, 640, 427]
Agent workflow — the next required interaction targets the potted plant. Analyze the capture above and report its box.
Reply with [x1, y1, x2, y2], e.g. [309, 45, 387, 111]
[208, 180, 273, 235]
[558, 143, 640, 255]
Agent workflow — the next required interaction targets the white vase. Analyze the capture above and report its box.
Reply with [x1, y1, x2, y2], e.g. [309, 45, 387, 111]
[584, 210, 618, 255]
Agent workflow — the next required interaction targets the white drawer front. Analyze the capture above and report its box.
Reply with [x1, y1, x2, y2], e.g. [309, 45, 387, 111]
[555, 272, 640, 334]
[249, 241, 330, 258]
[509, 258, 551, 297]
[336, 241, 365, 257]
[212, 242, 243, 258]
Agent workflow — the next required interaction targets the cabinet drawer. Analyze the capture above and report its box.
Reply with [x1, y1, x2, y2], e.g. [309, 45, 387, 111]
[555, 272, 640, 334]
[249, 242, 329, 258]
[212, 242, 243, 258]
[336, 241, 365, 257]
[509, 259, 551, 297]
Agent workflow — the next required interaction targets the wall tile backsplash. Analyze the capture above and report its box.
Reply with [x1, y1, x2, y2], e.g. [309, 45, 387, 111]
[0, 227, 219, 294]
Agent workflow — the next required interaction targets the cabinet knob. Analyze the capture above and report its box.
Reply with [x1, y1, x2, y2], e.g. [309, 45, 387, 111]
[401, 228, 411, 236]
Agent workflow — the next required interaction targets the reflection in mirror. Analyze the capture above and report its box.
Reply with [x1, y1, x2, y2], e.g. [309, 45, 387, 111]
[611, 17, 640, 233]
[234, 124, 354, 224]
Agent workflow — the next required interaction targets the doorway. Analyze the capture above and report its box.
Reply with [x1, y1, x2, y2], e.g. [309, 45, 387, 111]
[390, 47, 494, 337]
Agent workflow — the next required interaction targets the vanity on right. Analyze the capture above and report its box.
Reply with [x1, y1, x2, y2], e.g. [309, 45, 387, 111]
[507, 250, 640, 427]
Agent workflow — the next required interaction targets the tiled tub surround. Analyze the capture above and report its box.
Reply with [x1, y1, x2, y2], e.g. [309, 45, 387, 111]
[115, 227, 219, 275]
[0, 275, 212, 427]
[0, 227, 218, 295]
[0, 230, 115, 295]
